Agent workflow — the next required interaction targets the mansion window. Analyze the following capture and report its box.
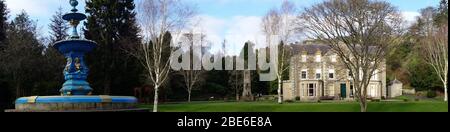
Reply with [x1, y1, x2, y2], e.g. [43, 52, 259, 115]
[348, 70, 353, 79]
[331, 55, 337, 62]
[315, 55, 321, 62]
[368, 84, 378, 97]
[301, 55, 307, 62]
[301, 70, 307, 79]
[328, 69, 335, 79]
[315, 69, 321, 79]
[350, 84, 354, 97]
[371, 70, 379, 81]
[308, 83, 315, 96]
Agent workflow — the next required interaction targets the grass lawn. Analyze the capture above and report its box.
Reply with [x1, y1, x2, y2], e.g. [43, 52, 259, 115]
[138, 101, 448, 112]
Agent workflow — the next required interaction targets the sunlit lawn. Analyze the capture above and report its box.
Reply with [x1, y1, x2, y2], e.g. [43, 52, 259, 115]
[138, 100, 448, 112]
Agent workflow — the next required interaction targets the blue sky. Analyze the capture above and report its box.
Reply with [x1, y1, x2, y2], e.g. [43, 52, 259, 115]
[3, 0, 441, 53]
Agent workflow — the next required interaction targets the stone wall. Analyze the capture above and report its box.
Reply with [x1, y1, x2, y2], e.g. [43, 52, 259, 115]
[388, 83, 403, 98]
[282, 81, 294, 101]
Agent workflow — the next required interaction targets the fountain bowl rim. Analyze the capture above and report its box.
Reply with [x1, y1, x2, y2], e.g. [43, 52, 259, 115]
[15, 95, 138, 104]
[62, 12, 87, 21]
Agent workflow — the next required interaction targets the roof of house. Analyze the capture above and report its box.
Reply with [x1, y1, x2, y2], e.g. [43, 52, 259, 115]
[290, 42, 379, 56]
[390, 78, 403, 85]
[291, 43, 331, 55]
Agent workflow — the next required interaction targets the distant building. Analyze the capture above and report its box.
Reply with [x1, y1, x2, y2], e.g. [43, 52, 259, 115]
[388, 78, 403, 98]
[283, 42, 387, 101]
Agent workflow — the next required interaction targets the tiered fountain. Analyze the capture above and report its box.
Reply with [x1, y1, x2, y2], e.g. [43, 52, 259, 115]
[7, 0, 144, 112]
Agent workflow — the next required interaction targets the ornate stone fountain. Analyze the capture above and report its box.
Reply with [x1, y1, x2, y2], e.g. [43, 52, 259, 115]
[8, 0, 144, 112]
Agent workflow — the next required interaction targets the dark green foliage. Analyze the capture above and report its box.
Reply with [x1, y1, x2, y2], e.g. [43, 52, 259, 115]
[84, 0, 142, 95]
[387, 1, 447, 92]
[252, 73, 270, 95]
[387, 40, 412, 71]
[0, 0, 9, 109]
[49, 7, 68, 43]
[1, 12, 44, 98]
[0, 0, 7, 45]
[36, 7, 70, 96]
[427, 90, 437, 98]
[284, 100, 294, 103]
[435, 0, 448, 26]
[201, 70, 230, 98]
[408, 55, 442, 91]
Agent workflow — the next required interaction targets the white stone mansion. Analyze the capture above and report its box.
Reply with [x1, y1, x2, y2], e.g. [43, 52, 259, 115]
[282, 43, 387, 101]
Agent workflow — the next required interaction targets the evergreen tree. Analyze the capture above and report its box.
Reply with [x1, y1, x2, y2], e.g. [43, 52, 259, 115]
[0, 0, 9, 110]
[49, 7, 69, 43]
[84, 0, 141, 95]
[36, 7, 69, 95]
[0, 0, 8, 46]
[1, 11, 44, 98]
[435, 0, 448, 26]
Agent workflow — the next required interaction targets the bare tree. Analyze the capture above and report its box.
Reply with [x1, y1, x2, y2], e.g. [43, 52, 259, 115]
[422, 24, 448, 101]
[299, 0, 404, 112]
[262, 0, 296, 104]
[228, 55, 243, 101]
[416, 6, 448, 101]
[135, 0, 196, 112]
[180, 32, 204, 102]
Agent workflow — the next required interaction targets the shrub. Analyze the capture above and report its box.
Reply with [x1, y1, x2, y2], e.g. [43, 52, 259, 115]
[285, 100, 294, 103]
[320, 96, 335, 100]
[317, 100, 322, 103]
[295, 97, 301, 101]
[427, 90, 437, 98]
[403, 99, 409, 102]
[415, 98, 420, 102]
[371, 99, 381, 102]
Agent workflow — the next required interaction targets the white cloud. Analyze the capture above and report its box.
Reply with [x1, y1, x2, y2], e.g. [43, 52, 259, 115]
[224, 16, 264, 55]
[402, 11, 420, 26]
[191, 15, 264, 55]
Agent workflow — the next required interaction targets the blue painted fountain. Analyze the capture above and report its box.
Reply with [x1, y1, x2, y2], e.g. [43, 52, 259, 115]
[9, 0, 143, 112]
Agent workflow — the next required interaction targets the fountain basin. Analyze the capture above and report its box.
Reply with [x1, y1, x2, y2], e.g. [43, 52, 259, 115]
[53, 39, 97, 54]
[10, 96, 143, 112]
[62, 12, 87, 21]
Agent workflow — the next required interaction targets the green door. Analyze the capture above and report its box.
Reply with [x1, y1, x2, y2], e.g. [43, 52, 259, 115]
[340, 84, 347, 98]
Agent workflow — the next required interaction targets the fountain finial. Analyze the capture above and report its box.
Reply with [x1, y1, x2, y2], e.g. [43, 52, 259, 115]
[63, 0, 86, 39]
[70, 0, 79, 12]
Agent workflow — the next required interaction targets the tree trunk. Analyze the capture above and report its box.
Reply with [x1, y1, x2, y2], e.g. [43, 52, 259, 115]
[278, 79, 282, 104]
[153, 84, 159, 112]
[104, 76, 111, 95]
[188, 91, 191, 102]
[15, 83, 21, 98]
[236, 87, 238, 101]
[444, 82, 448, 102]
[359, 99, 367, 112]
